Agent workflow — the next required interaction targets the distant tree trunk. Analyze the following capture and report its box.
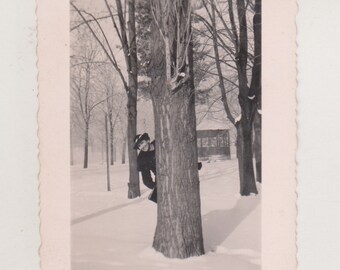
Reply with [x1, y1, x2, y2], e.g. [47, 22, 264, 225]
[108, 112, 114, 165]
[105, 114, 111, 191]
[83, 122, 89, 168]
[110, 139, 114, 165]
[150, 0, 204, 258]
[121, 136, 126, 164]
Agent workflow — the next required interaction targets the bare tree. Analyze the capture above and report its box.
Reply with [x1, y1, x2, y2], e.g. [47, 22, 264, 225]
[195, 0, 260, 194]
[149, 0, 204, 259]
[71, 0, 141, 198]
[231, 0, 261, 190]
[95, 65, 126, 166]
[71, 28, 106, 168]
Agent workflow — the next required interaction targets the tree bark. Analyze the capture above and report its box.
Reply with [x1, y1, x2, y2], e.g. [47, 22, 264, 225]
[152, 91, 205, 258]
[150, 0, 204, 258]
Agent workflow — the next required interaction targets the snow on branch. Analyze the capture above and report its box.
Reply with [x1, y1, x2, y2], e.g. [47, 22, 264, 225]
[234, 114, 242, 124]
[168, 72, 191, 94]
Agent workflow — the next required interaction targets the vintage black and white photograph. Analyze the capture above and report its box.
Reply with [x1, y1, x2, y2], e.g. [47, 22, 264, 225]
[70, 0, 261, 269]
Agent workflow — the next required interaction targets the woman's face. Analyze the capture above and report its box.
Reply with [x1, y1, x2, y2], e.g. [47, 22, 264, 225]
[138, 140, 150, 152]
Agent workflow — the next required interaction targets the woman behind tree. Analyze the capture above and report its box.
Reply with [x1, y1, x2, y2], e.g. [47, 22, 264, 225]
[133, 133, 157, 202]
[133, 133, 202, 204]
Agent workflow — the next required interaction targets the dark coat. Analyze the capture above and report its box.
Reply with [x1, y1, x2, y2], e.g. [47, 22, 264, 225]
[137, 141, 156, 189]
[136, 140, 202, 190]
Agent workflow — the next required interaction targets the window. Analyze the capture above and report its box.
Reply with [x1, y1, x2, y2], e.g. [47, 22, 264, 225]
[202, 137, 209, 147]
[210, 136, 217, 147]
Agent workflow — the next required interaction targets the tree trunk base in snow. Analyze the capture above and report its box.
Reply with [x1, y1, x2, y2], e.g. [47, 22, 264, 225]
[127, 182, 141, 199]
[152, 241, 204, 259]
[237, 153, 258, 196]
[236, 120, 258, 196]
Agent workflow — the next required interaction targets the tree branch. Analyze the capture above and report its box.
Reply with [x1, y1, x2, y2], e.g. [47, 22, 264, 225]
[103, 0, 123, 49]
[71, 15, 113, 31]
[71, 2, 129, 93]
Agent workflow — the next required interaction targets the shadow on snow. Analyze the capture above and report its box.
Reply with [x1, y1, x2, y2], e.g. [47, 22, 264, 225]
[202, 197, 260, 252]
[71, 191, 148, 225]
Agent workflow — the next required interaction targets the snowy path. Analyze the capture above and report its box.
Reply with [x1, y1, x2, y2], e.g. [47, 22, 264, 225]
[71, 159, 261, 270]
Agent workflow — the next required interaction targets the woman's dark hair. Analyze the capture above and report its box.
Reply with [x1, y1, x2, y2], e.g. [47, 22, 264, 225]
[133, 133, 150, 149]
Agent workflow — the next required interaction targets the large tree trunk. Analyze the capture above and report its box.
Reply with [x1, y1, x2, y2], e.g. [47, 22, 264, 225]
[150, 0, 204, 258]
[152, 87, 205, 258]
[126, 0, 140, 198]
[83, 122, 89, 168]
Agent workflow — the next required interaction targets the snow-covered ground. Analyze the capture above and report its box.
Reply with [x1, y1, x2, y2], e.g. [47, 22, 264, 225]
[71, 159, 261, 270]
